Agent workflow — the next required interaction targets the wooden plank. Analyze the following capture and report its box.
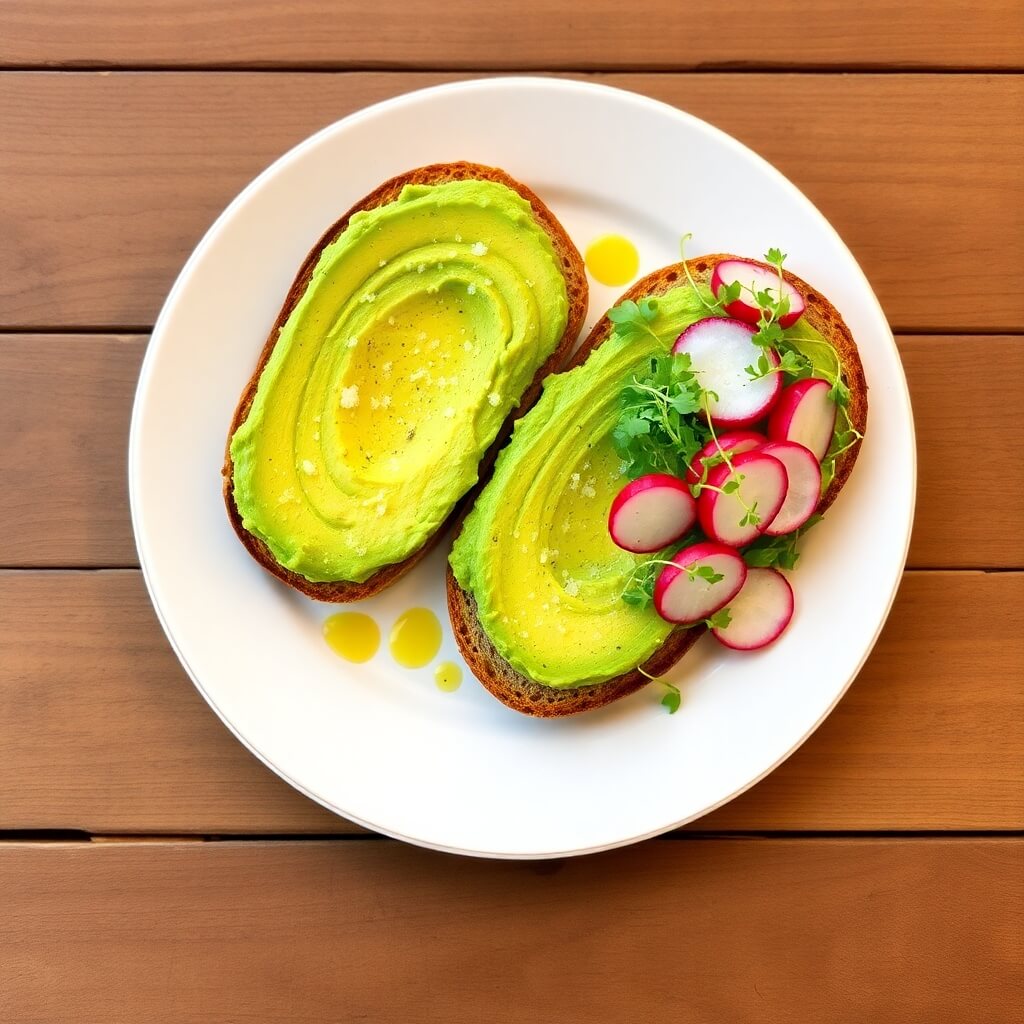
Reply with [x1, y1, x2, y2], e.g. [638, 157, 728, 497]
[0, 570, 1020, 834]
[906, 336, 1024, 568]
[3, 334, 1019, 569]
[1, 839, 1020, 1023]
[1, 0, 1021, 70]
[0, 335, 144, 567]
[0, 72, 1020, 331]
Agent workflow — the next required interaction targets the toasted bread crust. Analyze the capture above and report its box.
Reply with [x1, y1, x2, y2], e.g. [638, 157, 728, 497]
[223, 161, 588, 601]
[447, 255, 869, 717]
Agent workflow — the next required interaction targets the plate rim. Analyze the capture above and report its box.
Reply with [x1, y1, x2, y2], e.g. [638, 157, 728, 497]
[128, 75, 917, 859]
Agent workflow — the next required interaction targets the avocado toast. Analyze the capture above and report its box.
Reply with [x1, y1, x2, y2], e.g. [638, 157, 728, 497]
[447, 254, 868, 717]
[224, 162, 587, 600]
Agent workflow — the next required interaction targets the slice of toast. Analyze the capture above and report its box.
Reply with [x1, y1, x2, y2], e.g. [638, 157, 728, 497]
[447, 254, 869, 717]
[223, 161, 588, 601]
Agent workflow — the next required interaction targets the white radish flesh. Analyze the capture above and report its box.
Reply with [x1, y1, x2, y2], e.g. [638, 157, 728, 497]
[653, 542, 747, 625]
[759, 441, 822, 536]
[608, 474, 697, 553]
[672, 318, 782, 429]
[697, 451, 789, 547]
[710, 259, 806, 329]
[768, 378, 837, 461]
[685, 430, 767, 486]
[711, 568, 794, 650]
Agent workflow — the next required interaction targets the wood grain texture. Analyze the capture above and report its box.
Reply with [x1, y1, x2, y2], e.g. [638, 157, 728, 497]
[1, 0, 1021, 69]
[1, 570, 1020, 834]
[1, 72, 1021, 331]
[0, 335, 144, 567]
[1, 838, 1021, 1023]
[3, 334, 1019, 569]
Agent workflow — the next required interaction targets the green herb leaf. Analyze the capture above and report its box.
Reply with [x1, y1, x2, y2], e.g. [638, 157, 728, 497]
[743, 514, 823, 569]
[689, 564, 725, 585]
[739, 504, 761, 528]
[637, 297, 659, 322]
[828, 376, 851, 408]
[765, 247, 786, 267]
[608, 298, 662, 344]
[715, 280, 743, 306]
[612, 350, 711, 481]
[705, 607, 732, 630]
[621, 560, 659, 609]
[661, 685, 682, 715]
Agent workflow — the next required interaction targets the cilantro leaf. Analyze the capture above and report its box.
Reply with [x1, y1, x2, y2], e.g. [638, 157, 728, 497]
[608, 298, 661, 343]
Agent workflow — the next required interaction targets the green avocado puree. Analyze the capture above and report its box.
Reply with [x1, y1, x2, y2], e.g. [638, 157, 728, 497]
[230, 179, 569, 583]
[449, 283, 838, 688]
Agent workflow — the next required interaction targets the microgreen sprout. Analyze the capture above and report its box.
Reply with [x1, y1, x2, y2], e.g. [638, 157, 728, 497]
[612, 350, 709, 479]
[704, 607, 732, 631]
[688, 391, 761, 529]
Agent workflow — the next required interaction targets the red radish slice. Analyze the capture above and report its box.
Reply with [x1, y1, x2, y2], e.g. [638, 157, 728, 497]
[710, 259, 806, 329]
[653, 541, 747, 625]
[768, 378, 837, 461]
[608, 474, 697, 553]
[711, 568, 794, 650]
[685, 430, 767, 486]
[697, 450, 788, 547]
[759, 441, 822, 536]
[672, 318, 782, 429]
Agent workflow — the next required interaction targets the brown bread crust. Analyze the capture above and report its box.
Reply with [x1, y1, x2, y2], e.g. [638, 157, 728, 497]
[447, 255, 869, 716]
[222, 162, 588, 601]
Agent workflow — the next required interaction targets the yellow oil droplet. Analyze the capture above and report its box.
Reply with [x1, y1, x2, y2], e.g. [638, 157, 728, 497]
[389, 607, 442, 668]
[323, 612, 380, 663]
[585, 234, 639, 287]
[434, 661, 463, 693]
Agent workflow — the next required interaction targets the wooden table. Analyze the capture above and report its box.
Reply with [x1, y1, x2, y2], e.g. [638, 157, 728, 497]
[2, 3, 1022, 1020]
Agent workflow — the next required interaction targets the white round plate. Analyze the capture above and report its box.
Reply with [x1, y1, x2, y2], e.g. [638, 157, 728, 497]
[130, 77, 915, 859]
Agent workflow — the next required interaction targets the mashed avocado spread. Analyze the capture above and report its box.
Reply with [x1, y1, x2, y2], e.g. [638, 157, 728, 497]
[449, 283, 837, 689]
[230, 179, 569, 583]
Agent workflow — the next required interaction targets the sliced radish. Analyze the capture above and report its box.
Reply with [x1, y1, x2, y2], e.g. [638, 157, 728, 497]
[768, 378, 837, 461]
[710, 259, 806, 329]
[697, 450, 788, 547]
[608, 474, 697, 553]
[685, 430, 767, 487]
[711, 568, 794, 650]
[759, 441, 822, 536]
[672, 318, 782, 429]
[653, 541, 747, 625]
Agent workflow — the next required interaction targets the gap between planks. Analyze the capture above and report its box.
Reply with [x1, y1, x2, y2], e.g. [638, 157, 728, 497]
[1, 831, 1022, 845]
[2, 65, 1023, 75]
